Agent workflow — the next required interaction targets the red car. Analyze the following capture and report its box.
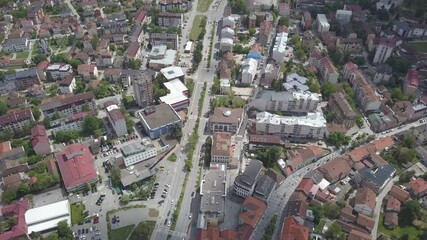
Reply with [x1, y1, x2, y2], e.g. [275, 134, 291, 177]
[93, 216, 99, 224]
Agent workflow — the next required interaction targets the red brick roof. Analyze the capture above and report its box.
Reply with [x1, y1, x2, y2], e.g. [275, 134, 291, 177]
[240, 196, 266, 228]
[356, 214, 375, 230]
[0, 141, 11, 155]
[31, 124, 49, 148]
[56, 144, 97, 190]
[281, 216, 309, 240]
[354, 188, 376, 212]
[248, 134, 283, 146]
[409, 178, 427, 195]
[77, 64, 96, 73]
[134, 9, 147, 23]
[0, 198, 29, 240]
[0, 108, 33, 126]
[388, 185, 410, 202]
[386, 196, 401, 211]
[318, 156, 352, 182]
[296, 178, 315, 196]
[406, 69, 419, 88]
[347, 229, 371, 240]
[196, 227, 238, 240]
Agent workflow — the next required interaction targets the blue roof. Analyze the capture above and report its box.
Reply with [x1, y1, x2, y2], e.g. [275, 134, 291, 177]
[248, 53, 261, 59]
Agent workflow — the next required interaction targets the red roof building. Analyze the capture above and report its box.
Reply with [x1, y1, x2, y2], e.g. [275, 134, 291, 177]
[134, 9, 147, 24]
[196, 226, 238, 240]
[56, 144, 98, 192]
[404, 69, 419, 95]
[386, 196, 401, 212]
[0, 198, 29, 240]
[239, 196, 266, 240]
[409, 178, 427, 198]
[388, 185, 410, 202]
[31, 125, 51, 156]
[281, 216, 309, 240]
[295, 178, 315, 197]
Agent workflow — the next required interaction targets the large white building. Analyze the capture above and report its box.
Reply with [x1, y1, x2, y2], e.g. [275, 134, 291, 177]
[46, 64, 73, 80]
[256, 111, 326, 139]
[373, 38, 395, 64]
[120, 141, 158, 167]
[272, 32, 289, 63]
[25, 200, 71, 234]
[241, 58, 258, 84]
[316, 14, 330, 33]
[159, 79, 189, 110]
[105, 102, 128, 137]
[336, 10, 352, 24]
[219, 38, 234, 52]
[253, 91, 321, 114]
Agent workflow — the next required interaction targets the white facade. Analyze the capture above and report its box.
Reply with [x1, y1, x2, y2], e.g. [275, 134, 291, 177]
[256, 112, 326, 139]
[336, 10, 352, 24]
[47, 64, 73, 80]
[25, 200, 71, 234]
[220, 38, 233, 52]
[241, 58, 258, 84]
[316, 14, 330, 33]
[222, 16, 236, 29]
[59, 77, 76, 94]
[253, 91, 321, 114]
[220, 79, 231, 94]
[121, 142, 158, 167]
[106, 104, 128, 137]
[50, 116, 86, 135]
[221, 27, 235, 39]
[1, 37, 29, 52]
[373, 40, 395, 64]
[272, 32, 289, 63]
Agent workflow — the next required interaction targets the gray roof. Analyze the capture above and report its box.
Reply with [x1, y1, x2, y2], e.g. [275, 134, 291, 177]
[140, 103, 181, 130]
[234, 159, 263, 188]
[200, 170, 226, 213]
[4, 68, 38, 81]
[359, 164, 396, 187]
[120, 142, 155, 157]
[303, 170, 324, 184]
[130, 25, 144, 38]
[254, 175, 276, 200]
[2, 37, 27, 47]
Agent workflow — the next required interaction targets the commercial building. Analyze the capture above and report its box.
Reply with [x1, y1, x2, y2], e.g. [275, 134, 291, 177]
[373, 38, 395, 64]
[253, 91, 320, 114]
[221, 27, 235, 39]
[159, 79, 189, 111]
[256, 112, 326, 139]
[1, 37, 29, 52]
[120, 141, 157, 167]
[160, 66, 185, 82]
[158, 12, 182, 27]
[25, 200, 70, 234]
[133, 71, 154, 108]
[211, 132, 232, 163]
[138, 104, 183, 139]
[41, 92, 96, 118]
[46, 64, 73, 80]
[159, 0, 191, 12]
[209, 107, 244, 133]
[253, 174, 276, 202]
[150, 33, 179, 49]
[233, 159, 263, 198]
[105, 101, 127, 137]
[241, 58, 258, 84]
[50, 111, 96, 136]
[199, 164, 227, 225]
[272, 32, 289, 63]
[336, 10, 352, 24]
[148, 45, 177, 70]
[56, 144, 98, 192]
[30, 125, 51, 156]
[327, 92, 357, 129]
[239, 196, 267, 239]
[316, 14, 330, 33]
[0, 108, 34, 135]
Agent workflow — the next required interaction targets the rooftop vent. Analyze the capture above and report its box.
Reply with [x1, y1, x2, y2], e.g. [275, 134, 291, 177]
[223, 110, 231, 117]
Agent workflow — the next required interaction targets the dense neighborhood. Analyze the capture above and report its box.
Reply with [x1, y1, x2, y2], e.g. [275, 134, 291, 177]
[0, 0, 427, 240]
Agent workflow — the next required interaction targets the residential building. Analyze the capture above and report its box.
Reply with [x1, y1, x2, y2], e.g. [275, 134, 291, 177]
[159, 79, 189, 111]
[261, 63, 281, 87]
[248, 134, 284, 150]
[101, 13, 129, 34]
[233, 159, 263, 198]
[373, 38, 395, 64]
[134, 9, 147, 25]
[46, 64, 73, 80]
[129, 25, 144, 43]
[336, 38, 362, 53]
[0, 199, 29, 240]
[301, 11, 312, 30]
[120, 141, 157, 167]
[159, 0, 191, 12]
[284, 73, 308, 92]
[285, 146, 328, 175]
[386, 196, 401, 212]
[316, 14, 330, 33]
[278, 3, 291, 16]
[219, 38, 233, 52]
[373, 64, 393, 83]
[125, 42, 142, 60]
[354, 188, 376, 216]
[150, 33, 179, 49]
[221, 27, 235, 39]
[1, 68, 41, 93]
[357, 165, 396, 193]
[253, 174, 276, 202]
[200, 164, 227, 225]
[241, 58, 258, 84]
[309, 50, 338, 83]
[94, 51, 114, 68]
[220, 79, 231, 95]
[56, 144, 98, 192]
[0, 146, 25, 162]
[383, 212, 398, 229]
[272, 32, 289, 63]
[50, 111, 97, 136]
[336, 10, 352, 24]
[389, 185, 410, 202]
[1, 37, 29, 52]
[409, 178, 427, 198]
[253, 91, 321, 114]
[285, 193, 308, 224]
[258, 20, 272, 46]
[0, 141, 11, 155]
[404, 69, 419, 95]
[41, 92, 96, 119]
[281, 216, 309, 240]
[133, 71, 154, 108]
[104, 101, 127, 137]
[255, 112, 326, 139]
[0, 109, 34, 135]
[327, 92, 357, 129]
[209, 107, 244, 133]
[158, 12, 182, 27]
[0, 159, 29, 178]
[77, 64, 98, 80]
[239, 196, 266, 239]
[211, 132, 232, 164]
[59, 75, 76, 94]
[392, 21, 414, 38]
[30, 125, 51, 156]
[318, 156, 353, 183]
[222, 16, 236, 29]
[148, 45, 177, 70]
[138, 104, 183, 139]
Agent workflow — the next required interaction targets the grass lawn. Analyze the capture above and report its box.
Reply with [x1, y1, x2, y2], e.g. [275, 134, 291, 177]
[71, 202, 85, 225]
[129, 221, 155, 240]
[15, 51, 29, 59]
[109, 224, 135, 240]
[272, 162, 283, 174]
[378, 213, 424, 240]
[197, 0, 214, 12]
[32, 42, 39, 55]
[189, 15, 207, 41]
[167, 153, 177, 162]
[314, 218, 326, 233]
[408, 41, 427, 53]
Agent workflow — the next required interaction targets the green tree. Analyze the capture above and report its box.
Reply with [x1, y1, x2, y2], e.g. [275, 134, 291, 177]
[33, 54, 47, 64]
[327, 132, 351, 147]
[307, 78, 321, 93]
[325, 223, 345, 240]
[75, 80, 86, 94]
[45, 233, 59, 240]
[184, 160, 193, 171]
[323, 202, 342, 219]
[55, 131, 80, 143]
[212, 78, 221, 94]
[57, 220, 73, 239]
[402, 133, 415, 148]
[17, 182, 30, 196]
[169, 123, 182, 140]
[121, 195, 130, 204]
[129, 221, 156, 240]
[229, 0, 247, 14]
[248, 28, 256, 36]
[111, 166, 121, 187]
[91, 36, 100, 49]
[321, 82, 338, 99]
[32, 106, 41, 121]
[399, 200, 422, 226]
[69, 58, 83, 70]
[278, 16, 290, 27]
[129, 59, 142, 70]
[2, 190, 17, 204]
[82, 116, 103, 137]
[0, 100, 8, 116]
[386, 56, 412, 74]
[399, 170, 415, 184]
[257, 146, 282, 168]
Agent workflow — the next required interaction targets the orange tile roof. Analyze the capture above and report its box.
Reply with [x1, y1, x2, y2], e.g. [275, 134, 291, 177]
[388, 185, 410, 202]
[281, 216, 309, 240]
[240, 196, 266, 228]
[354, 188, 376, 212]
[372, 136, 394, 152]
[409, 178, 427, 195]
[386, 196, 401, 212]
[0, 141, 12, 155]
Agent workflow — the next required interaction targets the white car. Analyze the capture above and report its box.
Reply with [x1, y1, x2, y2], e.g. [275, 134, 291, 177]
[167, 221, 171, 227]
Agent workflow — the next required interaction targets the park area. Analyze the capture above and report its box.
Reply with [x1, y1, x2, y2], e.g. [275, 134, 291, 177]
[189, 15, 207, 41]
[407, 41, 427, 53]
[70, 202, 85, 225]
[197, 0, 214, 12]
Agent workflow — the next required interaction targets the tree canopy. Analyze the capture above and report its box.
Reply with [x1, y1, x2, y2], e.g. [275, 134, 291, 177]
[327, 132, 351, 148]
[0, 100, 8, 116]
[321, 82, 338, 99]
[399, 200, 423, 226]
[82, 116, 103, 137]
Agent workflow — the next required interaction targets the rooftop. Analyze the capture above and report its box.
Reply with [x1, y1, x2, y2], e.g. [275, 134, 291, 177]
[139, 103, 181, 130]
[160, 79, 188, 106]
[210, 107, 243, 124]
[256, 112, 326, 128]
[200, 167, 227, 213]
[354, 188, 376, 212]
[234, 159, 263, 188]
[211, 132, 232, 157]
[409, 178, 427, 195]
[281, 216, 309, 240]
[239, 196, 266, 228]
[121, 141, 155, 158]
[160, 66, 184, 80]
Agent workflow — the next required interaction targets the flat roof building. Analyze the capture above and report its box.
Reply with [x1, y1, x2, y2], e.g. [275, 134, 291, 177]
[138, 103, 183, 139]
[120, 141, 157, 167]
[25, 200, 70, 234]
[160, 79, 189, 111]
[233, 159, 263, 198]
[200, 164, 227, 225]
[209, 107, 244, 133]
